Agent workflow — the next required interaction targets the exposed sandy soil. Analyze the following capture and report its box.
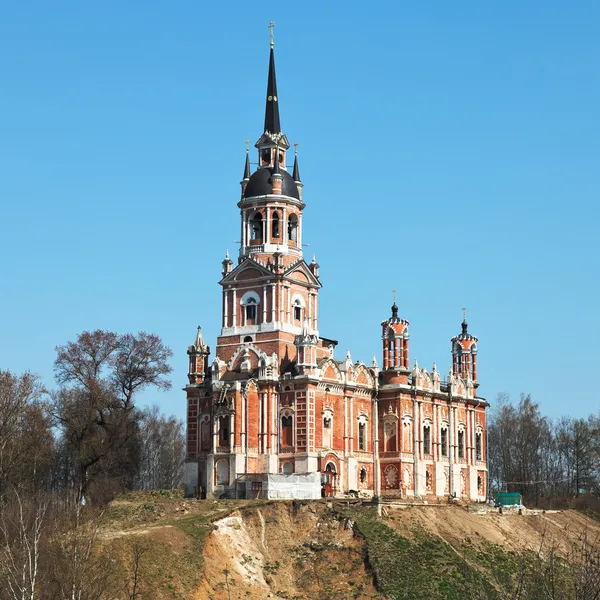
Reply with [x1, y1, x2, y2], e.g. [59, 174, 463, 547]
[198, 502, 379, 599]
[383, 505, 600, 556]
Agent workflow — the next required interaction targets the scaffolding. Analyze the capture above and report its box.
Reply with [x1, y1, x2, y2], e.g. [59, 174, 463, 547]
[236, 473, 322, 500]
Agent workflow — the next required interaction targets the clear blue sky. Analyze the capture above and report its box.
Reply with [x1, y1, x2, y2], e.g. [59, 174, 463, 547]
[1, 1, 599, 421]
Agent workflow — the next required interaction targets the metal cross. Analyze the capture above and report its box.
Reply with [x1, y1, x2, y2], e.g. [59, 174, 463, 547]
[393, 289, 397, 303]
[293, 142, 299, 155]
[245, 139, 250, 152]
[268, 21, 275, 47]
[462, 307, 467, 321]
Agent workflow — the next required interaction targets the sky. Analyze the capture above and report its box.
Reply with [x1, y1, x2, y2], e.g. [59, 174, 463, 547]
[1, 1, 599, 421]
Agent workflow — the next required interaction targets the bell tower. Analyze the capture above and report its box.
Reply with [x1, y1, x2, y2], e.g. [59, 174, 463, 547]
[215, 26, 321, 368]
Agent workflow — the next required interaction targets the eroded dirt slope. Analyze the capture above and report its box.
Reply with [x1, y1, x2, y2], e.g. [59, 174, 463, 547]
[198, 502, 379, 599]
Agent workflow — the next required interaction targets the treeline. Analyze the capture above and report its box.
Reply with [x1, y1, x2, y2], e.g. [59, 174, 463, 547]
[488, 393, 600, 508]
[0, 330, 185, 599]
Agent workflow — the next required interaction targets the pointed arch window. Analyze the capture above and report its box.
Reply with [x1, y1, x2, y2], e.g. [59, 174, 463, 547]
[272, 211, 280, 239]
[281, 415, 293, 448]
[440, 425, 448, 457]
[251, 212, 263, 241]
[288, 214, 298, 242]
[458, 429, 465, 459]
[358, 422, 366, 451]
[323, 410, 333, 448]
[423, 422, 431, 455]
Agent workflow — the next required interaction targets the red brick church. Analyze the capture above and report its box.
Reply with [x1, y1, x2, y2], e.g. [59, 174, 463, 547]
[184, 32, 488, 501]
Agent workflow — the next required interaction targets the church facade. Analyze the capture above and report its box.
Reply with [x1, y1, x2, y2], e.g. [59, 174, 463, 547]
[184, 37, 488, 502]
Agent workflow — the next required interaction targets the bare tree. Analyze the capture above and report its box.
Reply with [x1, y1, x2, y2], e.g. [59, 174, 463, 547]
[0, 487, 47, 600]
[124, 538, 149, 600]
[52, 330, 172, 503]
[135, 406, 185, 490]
[0, 371, 53, 493]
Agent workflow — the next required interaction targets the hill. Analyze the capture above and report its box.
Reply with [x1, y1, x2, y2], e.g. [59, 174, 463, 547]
[97, 491, 600, 599]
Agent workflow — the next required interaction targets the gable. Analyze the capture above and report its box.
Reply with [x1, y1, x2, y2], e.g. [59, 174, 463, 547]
[235, 268, 262, 281]
[283, 260, 321, 288]
[290, 270, 309, 283]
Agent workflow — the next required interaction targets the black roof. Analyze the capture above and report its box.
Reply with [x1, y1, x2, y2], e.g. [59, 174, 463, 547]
[243, 167, 300, 200]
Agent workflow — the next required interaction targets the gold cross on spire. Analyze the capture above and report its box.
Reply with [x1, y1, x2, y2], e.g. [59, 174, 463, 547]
[268, 21, 275, 48]
[294, 142, 299, 155]
[462, 307, 467, 321]
[393, 289, 397, 303]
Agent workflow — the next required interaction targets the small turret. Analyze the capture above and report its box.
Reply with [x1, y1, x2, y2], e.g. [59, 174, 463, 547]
[293, 145, 303, 201]
[240, 148, 251, 197]
[451, 309, 479, 385]
[309, 254, 320, 278]
[381, 291, 409, 371]
[295, 316, 318, 373]
[221, 249, 233, 277]
[187, 326, 210, 384]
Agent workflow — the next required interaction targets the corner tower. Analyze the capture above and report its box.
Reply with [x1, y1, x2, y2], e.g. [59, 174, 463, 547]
[451, 311, 478, 385]
[380, 297, 410, 385]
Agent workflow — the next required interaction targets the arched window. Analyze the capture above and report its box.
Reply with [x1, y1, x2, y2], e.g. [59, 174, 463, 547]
[323, 414, 332, 448]
[402, 420, 413, 453]
[241, 292, 260, 324]
[440, 426, 448, 457]
[293, 299, 302, 321]
[281, 415, 293, 447]
[219, 415, 229, 447]
[358, 422, 366, 451]
[360, 468, 367, 484]
[271, 211, 280, 239]
[250, 212, 263, 241]
[281, 462, 293, 474]
[288, 214, 298, 242]
[245, 297, 257, 322]
[244, 335, 253, 343]
[423, 423, 431, 455]
[291, 294, 305, 323]
[476, 431, 482, 461]
[458, 430, 465, 459]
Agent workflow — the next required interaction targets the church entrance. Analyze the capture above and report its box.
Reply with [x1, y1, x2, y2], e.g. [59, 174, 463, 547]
[322, 462, 337, 497]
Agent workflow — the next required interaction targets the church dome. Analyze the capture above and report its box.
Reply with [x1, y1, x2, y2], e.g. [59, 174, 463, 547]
[243, 167, 300, 200]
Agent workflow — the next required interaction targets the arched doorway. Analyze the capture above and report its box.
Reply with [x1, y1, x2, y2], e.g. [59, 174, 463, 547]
[322, 461, 337, 498]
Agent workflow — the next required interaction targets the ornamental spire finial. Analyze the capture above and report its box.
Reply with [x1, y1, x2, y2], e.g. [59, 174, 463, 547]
[268, 21, 275, 48]
[461, 307, 468, 334]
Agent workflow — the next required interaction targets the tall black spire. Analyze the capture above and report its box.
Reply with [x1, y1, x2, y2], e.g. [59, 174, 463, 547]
[243, 150, 251, 180]
[264, 47, 281, 134]
[292, 151, 301, 182]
